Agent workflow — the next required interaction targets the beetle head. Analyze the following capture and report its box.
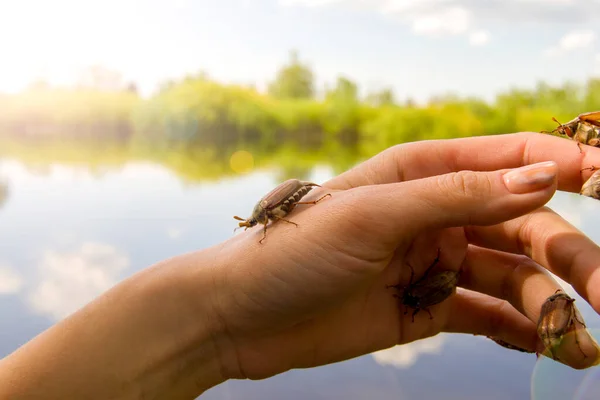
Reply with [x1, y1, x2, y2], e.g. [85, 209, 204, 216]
[233, 215, 256, 231]
[562, 126, 575, 138]
[545, 117, 575, 138]
[402, 293, 419, 308]
[556, 117, 579, 138]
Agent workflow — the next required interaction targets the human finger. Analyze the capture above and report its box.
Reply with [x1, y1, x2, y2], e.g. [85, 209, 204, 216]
[443, 288, 540, 354]
[348, 162, 558, 243]
[325, 132, 598, 193]
[458, 245, 600, 369]
[464, 206, 600, 314]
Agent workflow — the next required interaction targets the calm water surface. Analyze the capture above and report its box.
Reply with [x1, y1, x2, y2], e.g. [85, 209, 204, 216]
[1, 157, 600, 399]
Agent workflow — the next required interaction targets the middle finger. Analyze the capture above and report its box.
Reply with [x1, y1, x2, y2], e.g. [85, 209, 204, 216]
[464, 206, 600, 313]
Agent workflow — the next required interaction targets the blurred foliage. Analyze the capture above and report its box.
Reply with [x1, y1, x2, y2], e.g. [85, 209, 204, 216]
[365, 88, 395, 107]
[2, 54, 600, 182]
[268, 50, 315, 100]
[0, 85, 138, 142]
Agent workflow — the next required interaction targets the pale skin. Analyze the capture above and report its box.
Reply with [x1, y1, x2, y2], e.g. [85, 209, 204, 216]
[3, 132, 600, 399]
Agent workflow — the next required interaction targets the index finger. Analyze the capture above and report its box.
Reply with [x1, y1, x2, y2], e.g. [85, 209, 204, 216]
[325, 132, 600, 193]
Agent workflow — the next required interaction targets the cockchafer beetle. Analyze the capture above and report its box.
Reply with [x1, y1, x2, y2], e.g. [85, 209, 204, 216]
[541, 111, 600, 153]
[487, 336, 534, 354]
[580, 168, 600, 200]
[537, 289, 588, 361]
[387, 248, 460, 322]
[233, 179, 331, 244]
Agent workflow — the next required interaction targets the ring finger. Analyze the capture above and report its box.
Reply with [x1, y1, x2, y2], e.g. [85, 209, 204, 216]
[448, 245, 600, 369]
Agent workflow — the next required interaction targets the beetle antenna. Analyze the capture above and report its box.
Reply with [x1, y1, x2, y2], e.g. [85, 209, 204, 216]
[551, 117, 563, 127]
[233, 216, 252, 230]
[541, 117, 564, 134]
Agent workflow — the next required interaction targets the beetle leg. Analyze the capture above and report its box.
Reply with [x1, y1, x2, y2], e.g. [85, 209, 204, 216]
[295, 193, 332, 205]
[259, 223, 269, 244]
[411, 308, 420, 323]
[573, 312, 587, 329]
[272, 216, 299, 227]
[421, 248, 441, 280]
[581, 166, 599, 173]
[425, 308, 433, 320]
[572, 329, 588, 359]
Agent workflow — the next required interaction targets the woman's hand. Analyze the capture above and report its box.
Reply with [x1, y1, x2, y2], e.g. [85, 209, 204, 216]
[211, 132, 600, 383]
[3, 132, 600, 400]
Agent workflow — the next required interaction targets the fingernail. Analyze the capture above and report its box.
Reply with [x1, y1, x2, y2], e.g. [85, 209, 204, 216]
[503, 161, 557, 194]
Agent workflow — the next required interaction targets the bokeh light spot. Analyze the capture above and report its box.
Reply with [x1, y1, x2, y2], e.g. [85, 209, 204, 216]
[230, 150, 254, 174]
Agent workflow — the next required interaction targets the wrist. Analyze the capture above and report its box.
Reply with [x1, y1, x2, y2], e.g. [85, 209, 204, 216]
[126, 247, 230, 397]
[0, 246, 229, 399]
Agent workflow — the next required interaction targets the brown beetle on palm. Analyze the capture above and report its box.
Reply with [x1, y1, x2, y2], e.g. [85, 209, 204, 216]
[388, 248, 460, 322]
[234, 179, 331, 244]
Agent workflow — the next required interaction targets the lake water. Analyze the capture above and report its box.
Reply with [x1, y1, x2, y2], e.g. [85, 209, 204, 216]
[1, 156, 600, 399]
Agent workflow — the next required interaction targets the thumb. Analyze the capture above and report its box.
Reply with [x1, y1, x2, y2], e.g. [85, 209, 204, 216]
[365, 161, 558, 233]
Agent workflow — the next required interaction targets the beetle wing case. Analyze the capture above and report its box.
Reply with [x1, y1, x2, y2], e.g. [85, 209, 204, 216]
[405, 270, 459, 308]
[260, 179, 321, 210]
[260, 179, 304, 210]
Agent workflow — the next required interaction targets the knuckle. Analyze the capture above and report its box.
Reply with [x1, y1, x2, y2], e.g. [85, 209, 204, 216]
[440, 170, 492, 199]
[487, 300, 512, 336]
[505, 256, 537, 299]
[336, 186, 372, 220]
[516, 207, 555, 254]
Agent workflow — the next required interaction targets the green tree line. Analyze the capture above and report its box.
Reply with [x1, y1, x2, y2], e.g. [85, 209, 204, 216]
[1, 51, 599, 181]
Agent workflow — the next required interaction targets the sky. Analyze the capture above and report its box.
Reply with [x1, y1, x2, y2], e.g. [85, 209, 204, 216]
[2, 0, 600, 103]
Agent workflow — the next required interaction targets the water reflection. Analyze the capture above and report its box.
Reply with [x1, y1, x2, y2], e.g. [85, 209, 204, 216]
[371, 335, 447, 368]
[0, 153, 599, 399]
[28, 242, 130, 321]
[531, 330, 600, 400]
[0, 178, 8, 210]
[0, 264, 22, 295]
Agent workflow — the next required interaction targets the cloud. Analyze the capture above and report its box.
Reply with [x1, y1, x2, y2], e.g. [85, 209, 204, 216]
[545, 30, 596, 57]
[0, 265, 23, 295]
[166, 227, 184, 239]
[28, 242, 129, 321]
[278, 0, 600, 44]
[411, 6, 470, 36]
[371, 335, 446, 368]
[279, 0, 344, 7]
[469, 30, 490, 46]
